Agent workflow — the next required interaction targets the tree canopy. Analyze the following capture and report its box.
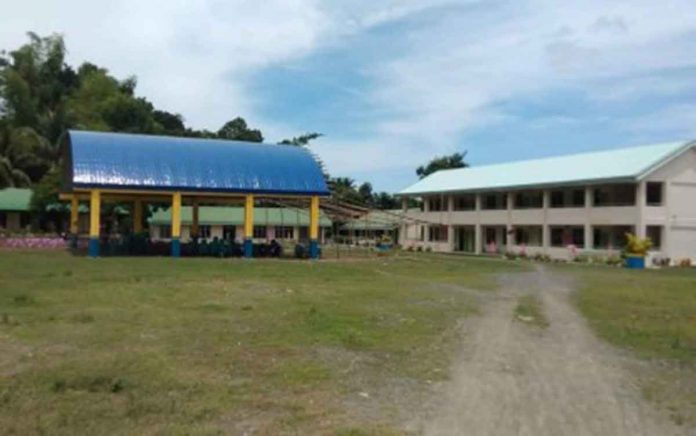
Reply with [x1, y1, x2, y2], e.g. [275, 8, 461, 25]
[416, 152, 469, 179]
[0, 32, 404, 230]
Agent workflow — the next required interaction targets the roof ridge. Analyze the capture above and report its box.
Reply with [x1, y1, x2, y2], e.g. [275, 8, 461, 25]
[430, 140, 691, 175]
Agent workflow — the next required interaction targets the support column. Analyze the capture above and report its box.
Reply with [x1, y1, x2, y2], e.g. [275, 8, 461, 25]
[506, 192, 514, 250]
[475, 223, 482, 255]
[191, 198, 199, 239]
[542, 190, 550, 251]
[636, 182, 646, 238]
[475, 194, 482, 255]
[585, 186, 593, 250]
[171, 192, 182, 257]
[89, 190, 101, 257]
[70, 194, 79, 248]
[309, 196, 320, 259]
[133, 200, 143, 234]
[244, 194, 254, 258]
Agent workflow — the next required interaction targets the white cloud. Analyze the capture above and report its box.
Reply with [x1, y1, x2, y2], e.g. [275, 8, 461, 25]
[2, 0, 695, 190]
[346, 0, 696, 175]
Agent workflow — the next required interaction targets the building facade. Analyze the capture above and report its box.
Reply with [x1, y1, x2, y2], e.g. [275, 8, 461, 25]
[398, 141, 696, 264]
[0, 188, 32, 232]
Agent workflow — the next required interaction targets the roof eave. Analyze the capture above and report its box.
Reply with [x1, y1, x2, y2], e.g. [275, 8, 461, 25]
[396, 176, 637, 197]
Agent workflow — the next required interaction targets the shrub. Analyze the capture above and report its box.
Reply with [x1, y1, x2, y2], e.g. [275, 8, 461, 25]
[606, 255, 623, 266]
[678, 258, 692, 268]
[625, 232, 652, 256]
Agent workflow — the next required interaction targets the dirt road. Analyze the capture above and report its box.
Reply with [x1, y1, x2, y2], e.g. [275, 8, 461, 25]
[424, 266, 686, 436]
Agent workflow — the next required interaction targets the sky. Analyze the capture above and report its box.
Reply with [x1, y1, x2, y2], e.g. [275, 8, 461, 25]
[2, 0, 695, 192]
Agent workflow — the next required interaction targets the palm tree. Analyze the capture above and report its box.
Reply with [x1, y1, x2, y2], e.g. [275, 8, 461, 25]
[0, 125, 52, 188]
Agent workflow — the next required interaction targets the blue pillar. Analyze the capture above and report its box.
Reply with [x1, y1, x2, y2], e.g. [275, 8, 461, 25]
[171, 238, 181, 257]
[88, 238, 99, 257]
[309, 239, 319, 259]
[244, 239, 253, 258]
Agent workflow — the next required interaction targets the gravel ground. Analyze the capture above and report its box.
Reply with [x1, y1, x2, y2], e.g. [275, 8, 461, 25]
[421, 265, 689, 436]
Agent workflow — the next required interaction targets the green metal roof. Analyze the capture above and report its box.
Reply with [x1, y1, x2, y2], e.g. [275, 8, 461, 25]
[149, 206, 332, 226]
[400, 140, 695, 195]
[0, 188, 32, 211]
[342, 209, 417, 230]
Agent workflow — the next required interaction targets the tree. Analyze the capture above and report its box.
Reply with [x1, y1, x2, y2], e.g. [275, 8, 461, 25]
[279, 132, 322, 147]
[217, 117, 263, 142]
[416, 151, 468, 179]
[153, 110, 185, 135]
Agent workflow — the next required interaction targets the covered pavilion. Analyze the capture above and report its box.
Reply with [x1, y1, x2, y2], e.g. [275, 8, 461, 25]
[59, 130, 330, 258]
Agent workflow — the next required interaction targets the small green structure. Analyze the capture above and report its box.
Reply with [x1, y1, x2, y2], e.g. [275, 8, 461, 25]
[0, 188, 32, 231]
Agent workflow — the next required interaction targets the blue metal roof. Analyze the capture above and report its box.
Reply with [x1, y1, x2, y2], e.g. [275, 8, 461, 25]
[63, 130, 329, 196]
[400, 140, 695, 195]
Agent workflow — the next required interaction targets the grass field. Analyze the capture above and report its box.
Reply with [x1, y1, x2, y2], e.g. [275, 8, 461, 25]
[568, 264, 696, 425]
[0, 250, 522, 435]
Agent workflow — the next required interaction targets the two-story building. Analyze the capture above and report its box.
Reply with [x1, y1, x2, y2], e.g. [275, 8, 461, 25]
[398, 140, 696, 263]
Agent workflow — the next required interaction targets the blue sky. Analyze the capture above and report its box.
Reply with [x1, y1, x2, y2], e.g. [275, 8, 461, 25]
[2, 1, 696, 192]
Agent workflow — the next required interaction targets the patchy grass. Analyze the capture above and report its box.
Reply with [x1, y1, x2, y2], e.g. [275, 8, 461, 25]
[566, 264, 696, 426]
[0, 250, 525, 434]
[514, 294, 549, 328]
[571, 266, 696, 362]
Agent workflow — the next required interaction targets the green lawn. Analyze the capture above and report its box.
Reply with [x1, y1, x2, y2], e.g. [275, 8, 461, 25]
[568, 264, 696, 425]
[0, 250, 522, 435]
[571, 266, 696, 362]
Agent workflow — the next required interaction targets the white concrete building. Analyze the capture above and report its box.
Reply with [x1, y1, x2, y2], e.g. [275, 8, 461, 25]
[398, 140, 696, 264]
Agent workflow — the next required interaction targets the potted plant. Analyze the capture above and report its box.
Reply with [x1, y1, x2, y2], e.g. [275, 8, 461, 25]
[624, 233, 652, 269]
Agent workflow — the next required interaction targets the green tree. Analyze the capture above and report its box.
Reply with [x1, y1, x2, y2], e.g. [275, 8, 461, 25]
[217, 117, 263, 142]
[416, 151, 468, 179]
[279, 132, 322, 146]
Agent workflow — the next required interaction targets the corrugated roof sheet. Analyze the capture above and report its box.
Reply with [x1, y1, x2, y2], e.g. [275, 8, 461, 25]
[0, 188, 32, 211]
[64, 130, 330, 196]
[149, 206, 332, 226]
[400, 140, 695, 195]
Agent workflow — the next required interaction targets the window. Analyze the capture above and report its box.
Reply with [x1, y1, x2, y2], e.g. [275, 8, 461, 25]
[593, 184, 636, 207]
[453, 194, 476, 211]
[646, 182, 663, 206]
[427, 196, 445, 212]
[159, 225, 171, 239]
[0, 212, 6, 228]
[551, 191, 565, 208]
[551, 189, 585, 208]
[198, 225, 211, 239]
[428, 225, 448, 242]
[482, 193, 506, 210]
[253, 225, 267, 239]
[551, 226, 584, 247]
[223, 225, 236, 240]
[593, 226, 633, 249]
[275, 226, 294, 239]
[514, 226, 542, 246]
[514, 191, 543, 209]
[646, 226, 662, 249]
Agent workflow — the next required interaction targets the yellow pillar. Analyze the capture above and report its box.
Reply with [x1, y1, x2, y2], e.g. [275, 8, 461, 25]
[133, 200, 143, 233]
[88, 190, 100, 257]
[244, 194, 254, 257]
[70, 194, 79, 234]
[309, 196, 320, 259]
[191, 198, 199, 238]
[171, 192, 182, 257]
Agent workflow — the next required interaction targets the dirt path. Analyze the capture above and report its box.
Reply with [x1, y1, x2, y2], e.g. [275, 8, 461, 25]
[423, 265, 686, 436]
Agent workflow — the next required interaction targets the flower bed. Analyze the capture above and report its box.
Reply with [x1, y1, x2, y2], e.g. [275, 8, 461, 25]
[0, 236, 67, 250]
